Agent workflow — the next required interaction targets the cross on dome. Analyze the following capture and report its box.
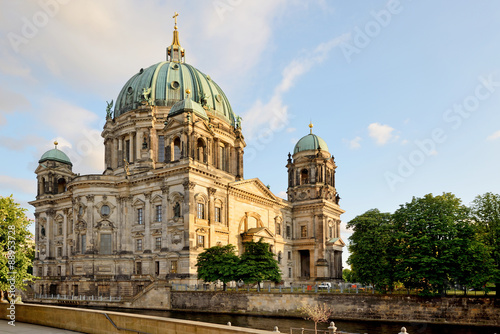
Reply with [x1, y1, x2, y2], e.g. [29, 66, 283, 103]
[167, 11, 185, 62]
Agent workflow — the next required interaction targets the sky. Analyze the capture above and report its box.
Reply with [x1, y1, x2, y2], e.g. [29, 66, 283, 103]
[1, 1, 500, 269]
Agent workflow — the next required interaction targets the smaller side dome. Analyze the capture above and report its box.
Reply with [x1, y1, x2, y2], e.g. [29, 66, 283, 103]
[294, 134, 329, 154]
[169, 94, 208, 120]
[39, 142, 72, 166]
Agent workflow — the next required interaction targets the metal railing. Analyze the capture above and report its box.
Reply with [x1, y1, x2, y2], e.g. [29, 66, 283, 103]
[33, 294, 122, 302]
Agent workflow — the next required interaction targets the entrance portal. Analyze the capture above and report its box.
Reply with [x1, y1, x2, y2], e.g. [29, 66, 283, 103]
[299, 250, 310, 279]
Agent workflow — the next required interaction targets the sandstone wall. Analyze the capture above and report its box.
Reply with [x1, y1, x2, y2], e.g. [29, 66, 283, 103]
[171, 291, 500, 326]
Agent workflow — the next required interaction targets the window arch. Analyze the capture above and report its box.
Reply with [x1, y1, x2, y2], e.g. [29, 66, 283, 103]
[300, 169, 309, 185]
[196, 138, 206, 163]
[57, 178, 67, 193]
[173, 137, 181, 160]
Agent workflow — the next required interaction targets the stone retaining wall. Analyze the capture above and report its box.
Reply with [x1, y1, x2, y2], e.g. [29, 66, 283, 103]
[171, 291, 500, 326]
[0, 303, 276, 334]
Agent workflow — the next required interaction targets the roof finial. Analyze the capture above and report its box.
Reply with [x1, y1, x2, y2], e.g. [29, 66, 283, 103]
[309, 122, 313, 134]
[167, 11, 185, 62]
[54, 140, 58, 149]
[173, 11, 179, 30]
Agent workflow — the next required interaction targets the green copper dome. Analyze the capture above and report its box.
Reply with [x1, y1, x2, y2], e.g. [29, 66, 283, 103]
[294, 133, 329, 154]
[114, 61, 235, 126]
[39, 147, 72, 166]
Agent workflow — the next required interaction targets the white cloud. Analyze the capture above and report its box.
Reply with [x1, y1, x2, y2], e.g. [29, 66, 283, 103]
[0, 175, 34, 195]
[343, 136, 362, 149]
[242, 33, 350, 139]
[276, 190, 287, 200]
[487, 130, 500, 141]
[368, 122, 397, 146]
[31, 97, 104, 174]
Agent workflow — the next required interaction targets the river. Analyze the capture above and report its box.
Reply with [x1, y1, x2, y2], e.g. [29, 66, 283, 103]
[85, 307, 499, 334]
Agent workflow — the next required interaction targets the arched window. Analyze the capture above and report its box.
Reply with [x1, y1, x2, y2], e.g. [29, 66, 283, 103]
[300, 169, 309, 185]
[173, 137, 181, 160]
[196, 138, 206, 162]
[41, 177, 46, 194]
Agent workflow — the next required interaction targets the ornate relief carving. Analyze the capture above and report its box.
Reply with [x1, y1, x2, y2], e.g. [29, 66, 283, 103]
[208, 187, 216, 196]
[171, 233, 182, 244]
[161, 186, 169, 195]
[183, 179, 195, 190]
[86, 195, 94, 202]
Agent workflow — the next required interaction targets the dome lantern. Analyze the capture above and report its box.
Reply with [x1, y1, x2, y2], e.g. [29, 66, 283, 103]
[166, 12, 185, 63]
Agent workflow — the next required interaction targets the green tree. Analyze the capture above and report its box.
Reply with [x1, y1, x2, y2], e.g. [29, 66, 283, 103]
[342, 268, 356, 283]
[0, 196, 36, 301]
[238, 238, 281, 286]
[195, 244, 239, 290]
[392, 193, 480, 296]
[470, 192, 500, 294]
[347, 209, 395, 291]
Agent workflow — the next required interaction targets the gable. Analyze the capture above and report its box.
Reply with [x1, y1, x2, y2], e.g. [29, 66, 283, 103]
[230, 178, 277, 202]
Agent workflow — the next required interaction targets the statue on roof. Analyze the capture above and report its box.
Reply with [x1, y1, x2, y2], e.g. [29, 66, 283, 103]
[142, 87, 152, 105]
[236, 115, 242, 129]
[106, 100, 113, 119]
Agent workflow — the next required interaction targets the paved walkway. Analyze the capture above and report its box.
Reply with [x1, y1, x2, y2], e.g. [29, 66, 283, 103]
[0, 320, 84, 333]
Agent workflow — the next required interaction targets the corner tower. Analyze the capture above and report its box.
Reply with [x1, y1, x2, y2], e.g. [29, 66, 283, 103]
[287, 124, 344, 281]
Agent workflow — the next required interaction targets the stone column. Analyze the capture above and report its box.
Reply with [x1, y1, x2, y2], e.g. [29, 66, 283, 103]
[208, 187, 216, 247]
[46, 209, 55, 259]
[86, 195, 94, 253]
[144, 192, 152, 252]
[62, 208, 68, 257]
[161, 186, 169, 251]
[183, 179, 196, 249]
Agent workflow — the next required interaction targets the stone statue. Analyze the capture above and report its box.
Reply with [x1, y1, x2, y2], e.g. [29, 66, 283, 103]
[173, 202, 181, 217]
[105, 100, 113, 119]
[236, 115, 242, 128]
[142, 87, 152, 105]
[126, 87, 134, 106]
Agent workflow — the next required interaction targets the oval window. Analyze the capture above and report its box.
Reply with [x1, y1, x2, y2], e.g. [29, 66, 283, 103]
[101, 205, 110, 216]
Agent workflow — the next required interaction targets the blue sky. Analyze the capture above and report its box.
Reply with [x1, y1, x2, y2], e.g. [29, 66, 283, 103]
[1, 1, 500, 268]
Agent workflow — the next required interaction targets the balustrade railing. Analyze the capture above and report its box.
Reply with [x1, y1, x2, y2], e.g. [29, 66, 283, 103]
[33, 294, 122, 302]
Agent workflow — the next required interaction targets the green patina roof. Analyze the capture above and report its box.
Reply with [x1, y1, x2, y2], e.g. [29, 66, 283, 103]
[169, 96, 208, 120]
[114, 61, 235, 126]
[39, 148, 72, 166]
[294, 133, 329, 154]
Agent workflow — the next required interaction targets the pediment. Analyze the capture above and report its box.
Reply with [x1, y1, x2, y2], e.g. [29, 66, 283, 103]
[230, 178, 277, 202]
[327, 237, 345, 247]
[163, 117, 183, 130]
[243, 227, 274, 239]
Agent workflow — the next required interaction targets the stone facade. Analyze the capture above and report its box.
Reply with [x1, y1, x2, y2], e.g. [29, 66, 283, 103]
[30, 25, 344, 298]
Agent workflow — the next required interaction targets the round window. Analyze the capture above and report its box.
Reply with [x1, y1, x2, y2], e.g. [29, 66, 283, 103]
[101, 205, 110, 216]
[170, 81, 180, 89]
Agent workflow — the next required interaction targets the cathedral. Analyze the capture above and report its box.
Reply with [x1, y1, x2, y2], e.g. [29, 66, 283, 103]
[30, 17, 345, 298]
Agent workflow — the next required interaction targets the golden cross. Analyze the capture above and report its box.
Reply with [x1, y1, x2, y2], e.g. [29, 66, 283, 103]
[173, 12, 179, 26]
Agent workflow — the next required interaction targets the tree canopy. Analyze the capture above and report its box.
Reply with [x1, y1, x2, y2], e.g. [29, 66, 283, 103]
[0, 195, 36, 300]
[470, 192, 500, 292]
[347, 192, 498, 296]
[238, 238, 281, 285]
[196, 238, 281, 288]
[195, 244, 239, 290]
[347, 209, 395, 291]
